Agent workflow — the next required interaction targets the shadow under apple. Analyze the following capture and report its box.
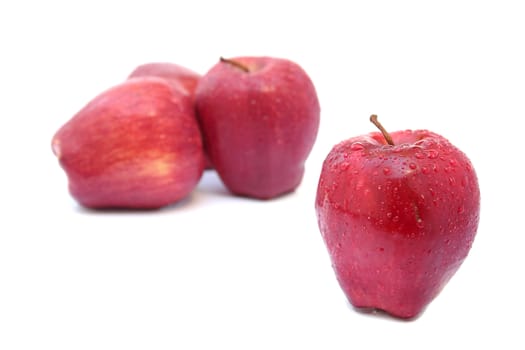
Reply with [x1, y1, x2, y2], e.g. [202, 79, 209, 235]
[195, 170, 230, 197]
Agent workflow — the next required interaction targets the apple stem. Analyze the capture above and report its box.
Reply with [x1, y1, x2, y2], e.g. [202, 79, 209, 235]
[220, 57, 250, 73]
[370, 114, 395, 146]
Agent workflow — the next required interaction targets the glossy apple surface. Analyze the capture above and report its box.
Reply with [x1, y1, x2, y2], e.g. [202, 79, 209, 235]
[52, 77, 205, 209]
[195, 56, 320, 199]
[315, 118, 480, 318]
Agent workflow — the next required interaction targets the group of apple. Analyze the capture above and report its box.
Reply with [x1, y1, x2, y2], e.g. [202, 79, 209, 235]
[52, 56, 320, 208]
[52, 56, 480, 319]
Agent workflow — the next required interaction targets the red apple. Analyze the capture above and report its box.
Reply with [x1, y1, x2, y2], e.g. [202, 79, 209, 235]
[52, 77, 205, 209]
[315, 115, 480, 319]
[128, 62, 213, 170]
[128, 62, 201, 96]
[195, 56, 320, 199]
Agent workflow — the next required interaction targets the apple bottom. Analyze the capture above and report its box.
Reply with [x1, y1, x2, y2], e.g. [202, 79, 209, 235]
[216, 161, 305, 200]
[64, 155, 203, 209]
[335, 266, 457, 319]
[329, 230, 466, 319]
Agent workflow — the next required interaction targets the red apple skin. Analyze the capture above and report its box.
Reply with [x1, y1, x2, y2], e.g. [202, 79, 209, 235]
[195, 56, 320, 199]
[128, 62, 213, 170]
[315, 130, 480, 319]
[128, 62, 201, 96]
[52, 77, 205, 209]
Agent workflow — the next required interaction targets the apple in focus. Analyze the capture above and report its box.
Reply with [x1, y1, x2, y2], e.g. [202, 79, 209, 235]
[52, 77, 205, 209]
[315, 115, 480, 318]
[195, 56, 320, 199]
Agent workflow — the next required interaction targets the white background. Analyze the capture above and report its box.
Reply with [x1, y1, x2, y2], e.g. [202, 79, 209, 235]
[1, 1, 523, 349]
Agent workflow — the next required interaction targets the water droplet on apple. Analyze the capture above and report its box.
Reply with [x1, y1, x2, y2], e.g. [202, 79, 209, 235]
[416, 219, 424, 229]
[457, 205, 465, 214]
[449, 159, 457, 167]
[427, 150, 439, 159]
[350, 142, 364, 151]
[415, 152, 425, 159]
[392, 215, 400, 223]
[386, 212, 393, 219]
[383, 167, 391, 175]
[409, 163, 417, 170]
[378, 247, 385, 252]
[421, 166, 430, 174]
[448, 177, 456, 186]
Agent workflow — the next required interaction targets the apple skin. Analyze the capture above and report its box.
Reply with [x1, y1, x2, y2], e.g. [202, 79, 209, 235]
[315, 129, 480, 319]
[195, 56, 320, 199]
[128, 62, 201, 96]
[128, 62, 213, 170]
[52, 77, 205, 209]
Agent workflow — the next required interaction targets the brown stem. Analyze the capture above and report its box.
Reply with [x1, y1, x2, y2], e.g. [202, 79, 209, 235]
[220, 57, 250, 73]
[370, 114, 395, 145]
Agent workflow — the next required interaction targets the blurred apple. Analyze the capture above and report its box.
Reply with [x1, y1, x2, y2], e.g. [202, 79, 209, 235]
[128, 62, 201, 96]
[195, 56, 320, 199]
[52, 77, 205, 209]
